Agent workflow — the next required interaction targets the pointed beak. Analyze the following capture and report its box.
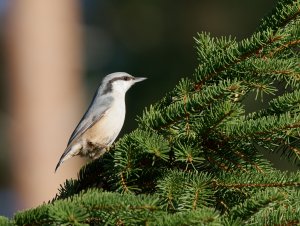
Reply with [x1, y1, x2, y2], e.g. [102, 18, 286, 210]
[134, 77, 147, 83]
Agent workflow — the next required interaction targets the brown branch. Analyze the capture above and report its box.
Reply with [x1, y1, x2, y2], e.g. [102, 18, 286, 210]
[203, 109, 235, 136]
[192, 190, 199, 210]
[206, 148, 247, 172]
[255, 122, 300, 136]
[120, 172, 129, 193]
[278, 7, 300, 29]
[268, 39, 300, 57]
[214, 182, 300, 189]
[228, 121, 300, 140]
[207, 156, 229, 171]
[274, 220, 300, 226]
[234, 150, 264, 173]
[204, 128, 265, 173]
[261, 136, 300, 159]
[183, 95, 191, 135]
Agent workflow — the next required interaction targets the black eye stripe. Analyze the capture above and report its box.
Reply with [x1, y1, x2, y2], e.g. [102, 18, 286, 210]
[101, 76, 134, 95]
[109, 76, 133, 83]
[123, 76, 133, 81]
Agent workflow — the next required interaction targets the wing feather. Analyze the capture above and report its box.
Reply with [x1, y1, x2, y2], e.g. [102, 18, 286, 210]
[67, 94, 113, 145]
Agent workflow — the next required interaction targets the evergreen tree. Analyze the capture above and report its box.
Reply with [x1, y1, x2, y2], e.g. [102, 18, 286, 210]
[1, 0, 299, 225]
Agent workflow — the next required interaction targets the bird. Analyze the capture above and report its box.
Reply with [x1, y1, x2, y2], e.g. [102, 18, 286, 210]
[55, 72, 147, 171]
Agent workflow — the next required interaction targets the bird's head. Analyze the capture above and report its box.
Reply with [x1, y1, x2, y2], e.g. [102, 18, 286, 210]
[101, 72, 147, 95]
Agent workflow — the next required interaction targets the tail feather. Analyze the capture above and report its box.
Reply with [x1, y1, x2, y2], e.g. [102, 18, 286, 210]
[54, 159, 63, 172]
[55, 143, 81, 172]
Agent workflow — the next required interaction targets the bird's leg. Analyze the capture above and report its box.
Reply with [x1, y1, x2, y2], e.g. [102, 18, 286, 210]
[106, 143, 116, 152]
[87, 142, 108, 159]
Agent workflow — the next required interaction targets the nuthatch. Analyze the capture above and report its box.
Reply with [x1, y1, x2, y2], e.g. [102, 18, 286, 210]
[55, 72, 147, 171]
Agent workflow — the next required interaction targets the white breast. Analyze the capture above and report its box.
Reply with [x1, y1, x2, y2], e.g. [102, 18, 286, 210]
[82, 95, 126, 146]
[102, 97, 126, 143]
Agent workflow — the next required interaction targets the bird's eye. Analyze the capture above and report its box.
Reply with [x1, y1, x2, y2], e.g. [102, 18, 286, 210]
[123, 76, 131, 81]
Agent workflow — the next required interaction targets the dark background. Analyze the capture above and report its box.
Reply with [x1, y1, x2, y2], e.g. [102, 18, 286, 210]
[80, 0, 275, 132]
